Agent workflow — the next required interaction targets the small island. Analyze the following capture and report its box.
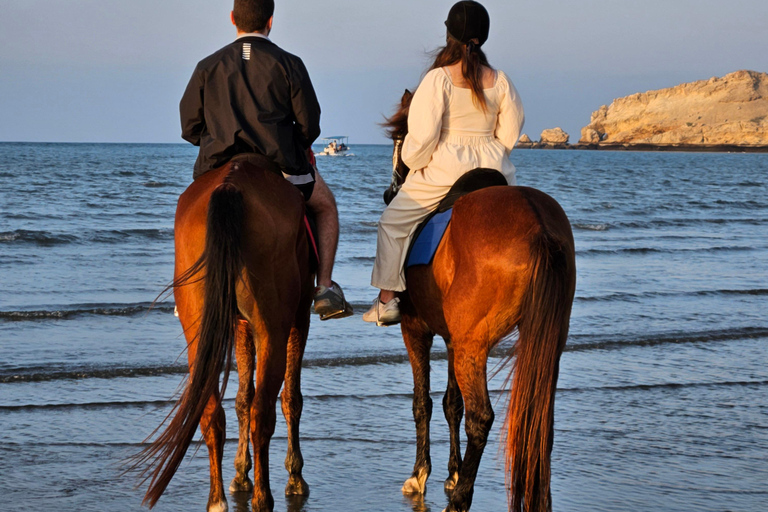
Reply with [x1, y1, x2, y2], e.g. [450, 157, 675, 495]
[517, 70, 768, 152]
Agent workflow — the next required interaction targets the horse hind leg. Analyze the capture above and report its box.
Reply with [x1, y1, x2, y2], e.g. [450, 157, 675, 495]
[282, 311, 311, 497]
[401, 313, 434, 495]
[443, 346, 463, 492]
[199, 392, 228, 512]
[445, 346, 494, 512]
[250, 321, 290, 512]
[230, 319, 255, 493]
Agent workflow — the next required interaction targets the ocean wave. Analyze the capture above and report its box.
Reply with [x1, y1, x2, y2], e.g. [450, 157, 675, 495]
[615, 217, 768, 229]
[559, 379, 768, 393]
[577, 288, 768, 302]
[3, 435, 397, 449]
[0, 364, 189, 384]
[0, 352, 435, 383]
[0, 398, 175, 412]
[347, 256, 376, 263]
[573, 223, 610, 231]
[4, 379, 766, 412]
[0, 302, 175, 321]
[88, 228, 174, 243]
[2, 301, 394, 323]
[0, 228, 174, 246]
[0, 229, 77, 246]
[143, 180, 174, 188]
[566, 326, 768, 352]
[714, 199, 767, 209]
[3, 326, 765, 384]
[578, 245, 758, 256]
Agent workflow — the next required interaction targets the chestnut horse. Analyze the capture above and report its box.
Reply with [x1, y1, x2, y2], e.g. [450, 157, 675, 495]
[384, 91, 576, 512]
[134, 158, 313, 512]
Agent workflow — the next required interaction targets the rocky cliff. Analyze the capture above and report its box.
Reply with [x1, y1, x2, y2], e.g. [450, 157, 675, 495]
[580, 70, 768, 146]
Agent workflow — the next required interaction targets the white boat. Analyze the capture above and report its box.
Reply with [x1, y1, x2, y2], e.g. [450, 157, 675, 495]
[319, 136, 349, 156]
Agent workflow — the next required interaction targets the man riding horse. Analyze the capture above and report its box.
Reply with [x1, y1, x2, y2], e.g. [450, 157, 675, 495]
[180, 0, 352, 319]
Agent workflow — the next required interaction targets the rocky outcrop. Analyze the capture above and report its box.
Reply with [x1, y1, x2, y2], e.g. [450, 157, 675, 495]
[580, 127, 602, 145]
[516, 133, 534, 148]
[580, 70, 768, 146]
[540, 127, 569, 145]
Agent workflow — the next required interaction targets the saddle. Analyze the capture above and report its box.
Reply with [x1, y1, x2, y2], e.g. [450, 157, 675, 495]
[405, 168, 508, 268]
[229, 152, 283, 175]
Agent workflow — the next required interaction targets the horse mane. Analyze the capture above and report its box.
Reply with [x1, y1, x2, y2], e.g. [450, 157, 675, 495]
[382, 89, 413, 141]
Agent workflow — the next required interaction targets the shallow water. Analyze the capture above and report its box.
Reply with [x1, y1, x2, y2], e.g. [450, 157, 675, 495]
[1, 143, 767, 511]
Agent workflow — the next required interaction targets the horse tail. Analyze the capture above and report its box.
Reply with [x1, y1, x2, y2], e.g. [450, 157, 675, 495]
[505, 229, 575, 512]
[141, 179, 245, 507]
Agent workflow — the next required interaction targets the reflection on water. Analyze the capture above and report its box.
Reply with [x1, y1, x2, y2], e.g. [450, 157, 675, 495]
[403, 493, 433, 512]
[229, 493, 310, 512]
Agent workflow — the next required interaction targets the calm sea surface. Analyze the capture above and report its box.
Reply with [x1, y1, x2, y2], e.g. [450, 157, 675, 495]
[1, 142, 766, 512]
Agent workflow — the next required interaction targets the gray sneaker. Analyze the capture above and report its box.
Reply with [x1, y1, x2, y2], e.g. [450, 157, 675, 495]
[313, 282, 353, 320]
[362, 297, 401, 326]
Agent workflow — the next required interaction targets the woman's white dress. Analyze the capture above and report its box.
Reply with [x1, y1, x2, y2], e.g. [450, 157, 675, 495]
[371, 67, 524, 291]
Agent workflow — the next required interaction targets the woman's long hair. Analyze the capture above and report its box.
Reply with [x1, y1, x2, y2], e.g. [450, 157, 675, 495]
[429, 36, 492, 111]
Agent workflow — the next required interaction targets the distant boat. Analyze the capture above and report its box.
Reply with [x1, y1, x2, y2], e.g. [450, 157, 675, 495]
[319, 136, 350, 156]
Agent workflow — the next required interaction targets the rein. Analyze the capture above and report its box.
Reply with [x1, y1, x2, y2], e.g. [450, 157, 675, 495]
[389, 137, 405, 195]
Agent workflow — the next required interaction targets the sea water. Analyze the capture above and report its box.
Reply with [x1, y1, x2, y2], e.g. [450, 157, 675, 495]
[1, 143, 766, 511]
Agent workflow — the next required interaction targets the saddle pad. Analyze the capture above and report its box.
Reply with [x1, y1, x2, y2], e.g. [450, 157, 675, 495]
[406, 208, 453, 267]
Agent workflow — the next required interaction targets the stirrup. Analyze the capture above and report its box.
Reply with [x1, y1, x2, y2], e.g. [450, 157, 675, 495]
[314, 282, 354, 320]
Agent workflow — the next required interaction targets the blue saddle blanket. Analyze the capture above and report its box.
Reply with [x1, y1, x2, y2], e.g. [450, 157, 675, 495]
[406, 209, 453, 267]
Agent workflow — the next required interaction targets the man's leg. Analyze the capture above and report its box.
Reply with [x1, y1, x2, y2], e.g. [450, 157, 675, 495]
[306, 171, 352, 320]
[306, 171, 337, 288]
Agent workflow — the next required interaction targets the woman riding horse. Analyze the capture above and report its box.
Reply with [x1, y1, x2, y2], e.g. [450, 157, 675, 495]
[374, 3, 577, 512]
[364, 0, 524, 325]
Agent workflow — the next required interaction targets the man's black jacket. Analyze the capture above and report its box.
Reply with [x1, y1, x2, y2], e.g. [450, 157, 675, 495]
[180, 36, 321, 179]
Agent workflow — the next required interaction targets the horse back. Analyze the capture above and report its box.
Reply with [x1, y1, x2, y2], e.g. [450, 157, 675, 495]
[407, 186, 574, 343]
[176, 161, 305, 249]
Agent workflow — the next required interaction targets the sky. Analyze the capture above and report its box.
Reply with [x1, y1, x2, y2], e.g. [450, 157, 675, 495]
[0, 0, 766, 144]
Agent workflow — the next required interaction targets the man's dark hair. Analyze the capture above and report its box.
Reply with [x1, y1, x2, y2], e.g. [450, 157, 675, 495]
[233, 0, 274, 32]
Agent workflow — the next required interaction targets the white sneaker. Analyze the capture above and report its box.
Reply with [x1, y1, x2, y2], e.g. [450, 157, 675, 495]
[362, 297, 401, 326]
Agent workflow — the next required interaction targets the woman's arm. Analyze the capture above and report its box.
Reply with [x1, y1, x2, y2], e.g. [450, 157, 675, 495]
[401, 69, 448, 171]
[495, 71, 525, 152]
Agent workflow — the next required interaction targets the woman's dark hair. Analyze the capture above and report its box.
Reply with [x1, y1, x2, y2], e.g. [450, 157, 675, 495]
[233, 0, 274, 33]
[429, 36, 492, 112]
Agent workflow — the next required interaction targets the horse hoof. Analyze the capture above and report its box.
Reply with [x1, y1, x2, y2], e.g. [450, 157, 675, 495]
[285, 474, 310, 496]
[402, 467, 429, 495]
[444, 472, 459, 491]
[402, 475, 423, 494]
[207, 500, 228, 512]
[229, 476, 254, 493]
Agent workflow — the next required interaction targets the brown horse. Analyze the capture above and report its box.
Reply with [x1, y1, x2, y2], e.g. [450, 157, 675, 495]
[134, 157, 313, 512]
[384, 91, 576, 512]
